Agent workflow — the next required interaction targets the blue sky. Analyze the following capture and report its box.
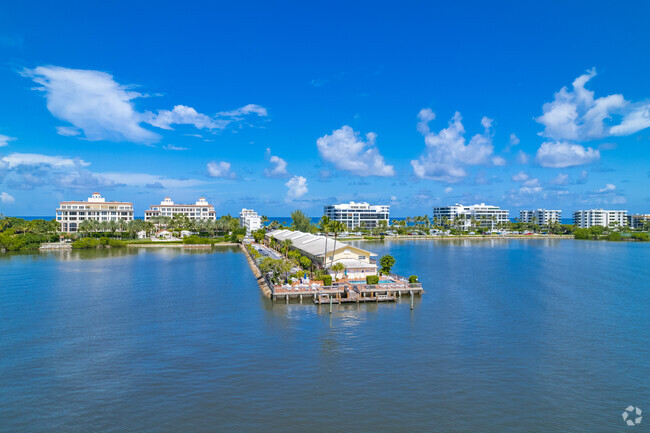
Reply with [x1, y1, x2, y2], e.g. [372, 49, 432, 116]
[1, 1, 649, 217]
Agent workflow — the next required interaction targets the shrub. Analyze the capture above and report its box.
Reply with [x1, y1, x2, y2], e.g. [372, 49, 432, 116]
[366, 275, 379, 285]
[321, 275, 332, 286]
[605, 232, 622, 241]
[631, 232, 649, 241]
[72, 237, 100, 249]
[408, 275, 418, 283]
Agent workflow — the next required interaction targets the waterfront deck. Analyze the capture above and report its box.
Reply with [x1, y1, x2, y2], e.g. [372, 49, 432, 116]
[271, 279, 423, 303]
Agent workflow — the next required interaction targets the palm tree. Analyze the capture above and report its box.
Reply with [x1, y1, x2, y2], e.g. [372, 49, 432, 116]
[281, 239, 292, 257]
[328, 221, 347, 269]
[318, 216, 330, 269]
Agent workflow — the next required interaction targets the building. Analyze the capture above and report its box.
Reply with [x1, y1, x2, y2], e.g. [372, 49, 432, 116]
[573, 209, 628, 228]
[323, 201, 389, 229]
[144, 197, 216, 221]
[239, 208, 262, 234]
[56, 192, 134, 233]
[627, 214, 650, 229]
[432, 203, 509, 230]
[519, 209, 562, 226]
[265, 229, 378, 279]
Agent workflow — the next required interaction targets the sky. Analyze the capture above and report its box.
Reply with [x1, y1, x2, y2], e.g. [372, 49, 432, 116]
[1, 0, 649, 218]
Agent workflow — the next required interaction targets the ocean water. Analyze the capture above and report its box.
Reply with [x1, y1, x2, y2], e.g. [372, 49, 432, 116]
[0, 239, 648, 432]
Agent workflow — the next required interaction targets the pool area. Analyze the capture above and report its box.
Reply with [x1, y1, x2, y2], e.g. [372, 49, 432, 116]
[348, 279, 394, 284]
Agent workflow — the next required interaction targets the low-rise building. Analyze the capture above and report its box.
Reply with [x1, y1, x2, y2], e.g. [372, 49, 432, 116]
[573, 209, 628, 228]
[239, 208, 262, 234]
[323, 201, 389, 229]
[627, 214, 650, 229]
[56, 192, 134, 233]
[144, 197, 216, 221]
[519, 209, 562, 225]
[432, 203, 509, 230]
[265, 229, 378, 279]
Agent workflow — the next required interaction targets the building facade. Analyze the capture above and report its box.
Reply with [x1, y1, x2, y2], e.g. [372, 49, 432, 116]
[519, 209, 562, 225]
[144, 197, 216, 221]
[573, 209, 628, 228]
[239, 208, 262, 234]
[432, 203, 509, 230]
[628, 214, 650, 229]
[323, 201, 390, 229]
[56, 192, 134, 233]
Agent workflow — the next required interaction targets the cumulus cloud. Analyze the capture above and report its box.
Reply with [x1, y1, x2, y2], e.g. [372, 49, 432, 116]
[264, 148, 289, 178]
[411, 110, 494, 182]
[444, 187, 453, 194]
[535, 141, 600, 168]
[520, 178, 542, 194]
[610, 103, 650, 136]
[512, 171, 529, 182]
[317, 126, 395, 177]
[509, 133, 520, 146]
[206, 161, 235, 178]
[536, 68, 626, 141]
[0, 192, 15, 203]
[0, 134, 16, 147]
[23, 65, 160, 143]
[516, 151, 529, 164]
[22, 65, 268, 144]
[492, 156, 506, 166]
[550, 173, 569, 185]
[285, 175, 308, 200]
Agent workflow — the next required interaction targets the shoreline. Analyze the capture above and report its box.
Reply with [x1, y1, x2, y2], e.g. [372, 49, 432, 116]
[126, 242, 239, 248]
[342, 235, 575, 242]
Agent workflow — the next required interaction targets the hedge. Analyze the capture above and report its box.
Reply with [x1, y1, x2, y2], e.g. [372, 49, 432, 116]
[366, 275, 379, 285]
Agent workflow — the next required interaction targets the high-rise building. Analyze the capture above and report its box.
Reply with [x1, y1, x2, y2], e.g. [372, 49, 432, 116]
[239, 208, 262, 234]
[144, 197, 216, 221]
[432, 203, 509, 230]
[56, 192, 134, 233]
[323, 201, 390, 229]
[573, 209, 627, 228]
[519, 209, 562, 225]
[628, 214, 650, 229]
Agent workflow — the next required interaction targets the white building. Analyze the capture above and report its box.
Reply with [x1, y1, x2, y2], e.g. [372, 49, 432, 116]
[323, 201, 389, 229]
[573, 209, 628, 228]
[144, 197, 216, 221]
[239, 208, 262, 234]
[56, 192, 134, 233]
[519, 209, 562, 225]
[432, 203, 509, 230]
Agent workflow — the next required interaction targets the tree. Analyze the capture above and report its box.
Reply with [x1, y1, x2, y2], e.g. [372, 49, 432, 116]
[253, 229, 266, 243]
[328, 220, 347, 269]
[299, 256, 312, 271]
[331, 262, 346, 279]
[379, 254, 395, 275]
[318, 216, 330, 268]
[291, 210, 315, 233]
[281, 239, 293, 257]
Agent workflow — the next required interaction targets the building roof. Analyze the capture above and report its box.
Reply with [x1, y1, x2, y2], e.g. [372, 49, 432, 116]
[335, 259, 377, 269]
[266, 229, 376, 258]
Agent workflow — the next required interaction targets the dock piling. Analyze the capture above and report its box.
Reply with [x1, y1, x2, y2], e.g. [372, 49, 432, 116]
[410, 290, 414, 310]
[329, 296, 333, 314]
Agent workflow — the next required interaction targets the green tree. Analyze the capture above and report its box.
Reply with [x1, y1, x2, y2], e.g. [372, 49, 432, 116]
[318, 216, 330, 269]
[331, 262, 346, 279]
[328, 220, 347, 269]
[379, 254, 396, 275]
[291, 210, 315, 233]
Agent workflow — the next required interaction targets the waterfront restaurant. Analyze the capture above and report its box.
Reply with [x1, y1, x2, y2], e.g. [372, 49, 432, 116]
[265, 229, 378, 280]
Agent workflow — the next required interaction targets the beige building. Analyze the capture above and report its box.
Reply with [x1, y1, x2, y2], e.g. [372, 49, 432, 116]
[144, 197, 216, 221]
[266, 229, 378, 279]
[56, 192, 134, 233]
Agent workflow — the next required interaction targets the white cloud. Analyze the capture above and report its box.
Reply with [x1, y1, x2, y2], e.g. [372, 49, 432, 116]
[444, 187, 453, 194]
[0, 192, 15, 204]
[285, 175, 308, 200]
[1, 152, 90, 169]
[217, 104, 268, 118]
[536, 68, 626, 141]
[492, 156, 506, 166]
[512, 171, 529, 182]
[264, 148, 289, 178]
[411, 110, 494, 182]
[317, 125, 395, 177]
[206, 161, 235, 178]
[56, 126, 81, 137]
[0, 134, 16, 147]
[146, 105, 226, 131]
[23, 65, 160, 143]
[520, 178, 542, 194]
[516, 150, 529, 164]
[596, 183, 616, 193]
[98, 172, 206, 188]
[610, 103, 650, 136]
[509, 133, 520, 146]
[550, 173, 569, 185]
[535, 141, 600, 168]
[163, 144, 188, 151]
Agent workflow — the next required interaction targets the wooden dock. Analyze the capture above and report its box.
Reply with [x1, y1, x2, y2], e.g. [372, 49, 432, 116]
[272, 280, 423, 304]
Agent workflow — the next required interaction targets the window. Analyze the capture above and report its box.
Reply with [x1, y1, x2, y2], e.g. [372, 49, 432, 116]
[358, 255, 366, 260]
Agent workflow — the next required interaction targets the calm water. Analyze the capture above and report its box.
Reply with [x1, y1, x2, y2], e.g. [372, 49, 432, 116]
[0, 240, 648, 432]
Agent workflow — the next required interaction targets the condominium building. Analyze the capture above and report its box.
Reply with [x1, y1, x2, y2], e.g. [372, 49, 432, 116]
[573, 209, 628, 228]
[323, 201, 390, 229]
[56, 192, 134, 233]
[144, 197, 216, 221]
[239, 208, 262, 234]
[627, 214, 650, 229]
[432, 203, 509, 230]
[519, 209, 562, 225]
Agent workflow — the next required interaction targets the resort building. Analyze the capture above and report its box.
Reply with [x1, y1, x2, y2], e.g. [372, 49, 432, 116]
[323, 201, 390, 229]
[144, 197, 216, 221]
[627, 214, 650, 229]
[519, 209, 562, 225]
[265, 229, 378, 279]
[56, 192, 134, 233]
[432, 203, 509, 230]
[240, 208, 262, 234]
[573, 209, 628, 228]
